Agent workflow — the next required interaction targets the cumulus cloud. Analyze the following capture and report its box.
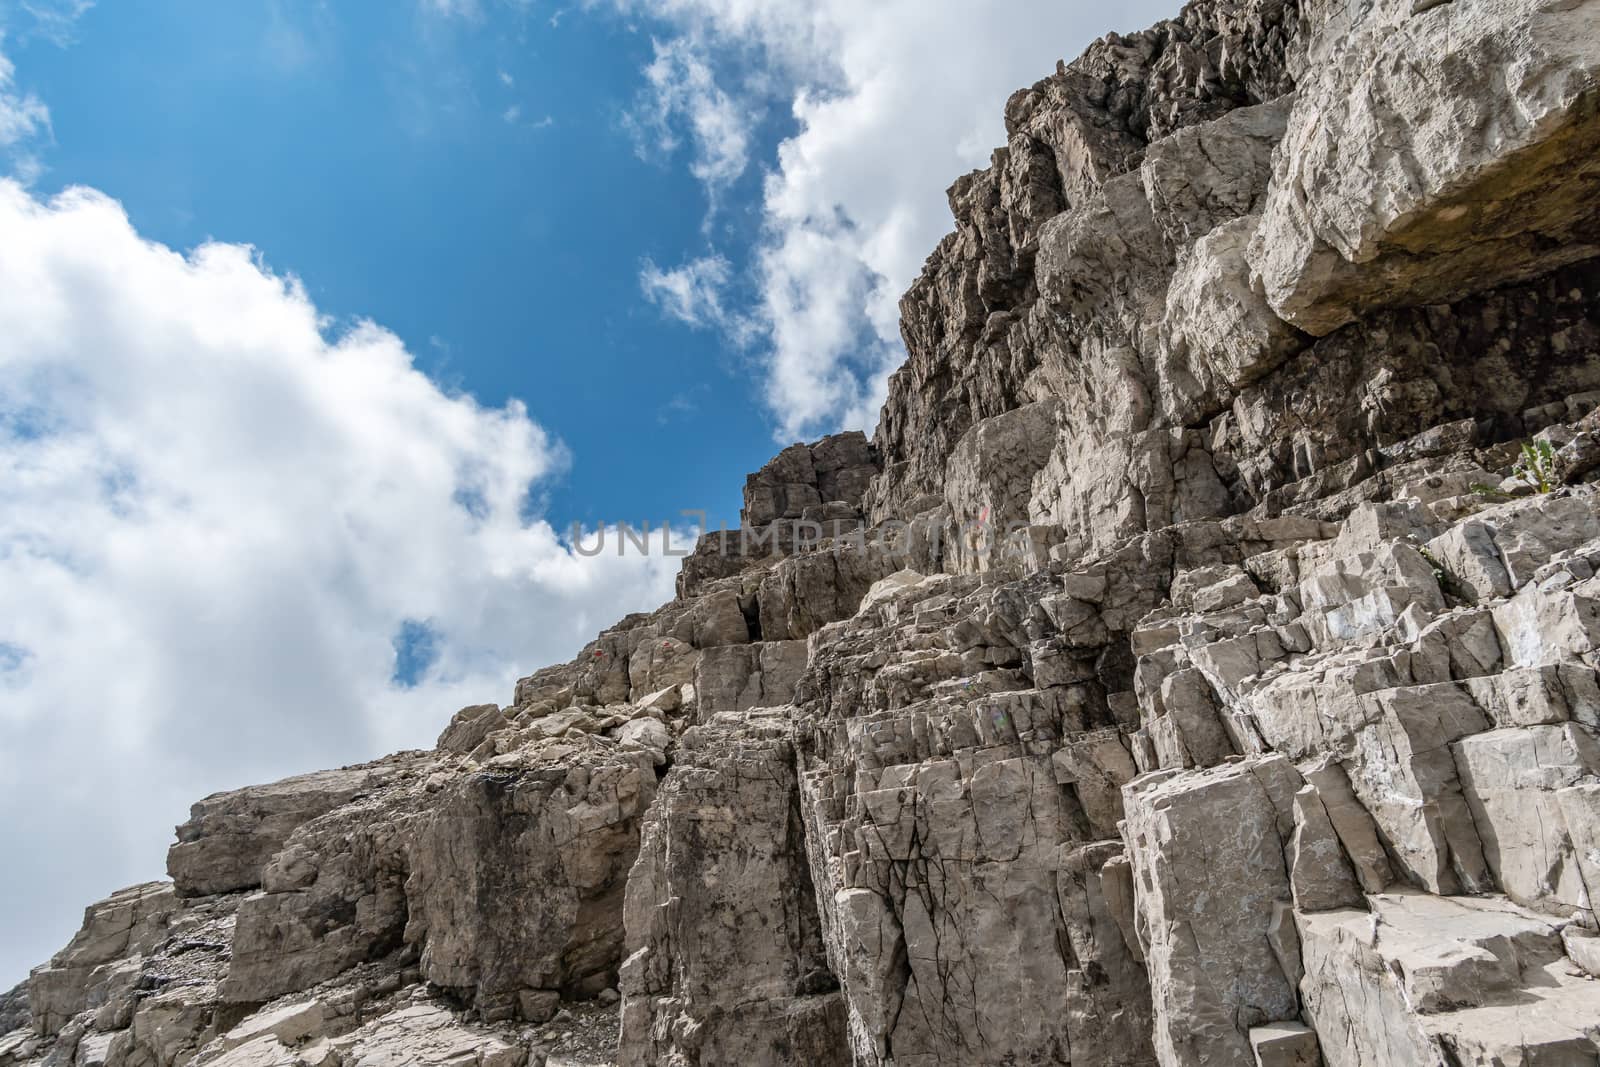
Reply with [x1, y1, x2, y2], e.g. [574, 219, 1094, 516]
[611, 0, 1178, 439]
[0, 51, 45, 144]
[638, 253, 732, 328]
[0, 37, 50, 180]
[626, 37, 753, 195]
[0, 181, 681, 987]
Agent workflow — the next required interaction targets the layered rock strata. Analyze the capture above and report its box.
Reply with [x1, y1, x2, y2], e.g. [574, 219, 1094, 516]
[9, 0, 1600, 1064]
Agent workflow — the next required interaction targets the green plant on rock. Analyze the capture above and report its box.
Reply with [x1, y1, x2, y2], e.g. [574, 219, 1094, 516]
[1470, 439, 1560, 499]
[1513, 438, 1558, 494]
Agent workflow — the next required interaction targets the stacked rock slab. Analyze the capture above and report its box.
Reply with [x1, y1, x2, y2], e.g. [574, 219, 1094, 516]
[619, 719, 849, 1067]
[9, 0, 1600, 1064]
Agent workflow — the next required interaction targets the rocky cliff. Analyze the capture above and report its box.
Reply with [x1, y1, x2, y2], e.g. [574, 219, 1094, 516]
[9, 0, 1600, 1063]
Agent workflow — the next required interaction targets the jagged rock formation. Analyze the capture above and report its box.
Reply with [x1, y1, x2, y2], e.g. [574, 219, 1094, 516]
[8, 0, 1600, 1063]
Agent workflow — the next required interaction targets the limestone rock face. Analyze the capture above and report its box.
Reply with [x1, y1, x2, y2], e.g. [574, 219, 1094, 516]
[871, 0, 1307, 523]
[1250, 0, 1600, 336]
[0, 986, 28, 1040]
[167, 764, 414, 897]
[789, 573, 1158, 1066]
[220, 765, 430, 1004]
[15, 1, 1600, 1065]
[618, 723, 848, 1067]
[743, 432, 879, 529]
[404, 741, 658, 1016]
[27, 883, 178, 1037]
[1123, 758, 1303, 1066]
[326, 1003, 528, 1067]
[1300, 893, 1600, 1066]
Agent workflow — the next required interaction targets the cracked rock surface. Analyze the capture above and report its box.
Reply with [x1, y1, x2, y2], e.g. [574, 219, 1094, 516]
[9, 0, 1600, 1063]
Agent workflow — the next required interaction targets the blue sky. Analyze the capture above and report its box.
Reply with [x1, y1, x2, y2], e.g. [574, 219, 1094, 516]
[0, 0, 1178, 991]
[13, 0, 784, 531]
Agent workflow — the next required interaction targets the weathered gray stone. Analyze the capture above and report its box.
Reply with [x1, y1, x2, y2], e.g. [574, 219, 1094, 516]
[1142, 97, 1291, 253]
[1122, 757, 1303, 1067]
[744, 433, 878, 527]
[1248, 1021, 1322, 1067]
[1160, 216, 1305, 423]
[1455, 724, 1600, 916]
[1289, 785, 1364, 913]
[1301, 761, 1394, 895]
[1427, 493, 1600, 602]
[404, 742, 657, 1017]
[436, 704, 506, 756]
[1050, 729, 1138, 837]
[17, 4, 1600, 1067]
[27, 883, 176, 1037]
[168, 763, 416, 897]
[329, 1004, 526, 1067]
[1300, 893, 1600, 1066]
[1463, 663, 1600, 728]
[1250, 0, 1600, 335]
[941, 401, 1063, 574]
[694, 640, 808, 714]
[619, 726, 848, 1067]
[207, 998, 327, 1056]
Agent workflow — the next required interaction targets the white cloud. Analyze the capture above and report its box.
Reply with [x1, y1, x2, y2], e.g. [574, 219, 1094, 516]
[626, 37, 752, 195]
[17, 0, 95, 46]
[638, 253, 731, 329]
[608, 0, 1180, 439]
[0, 182, 681, 987]
[503, 105, 555, 130]
[0, 36, 50, 181]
